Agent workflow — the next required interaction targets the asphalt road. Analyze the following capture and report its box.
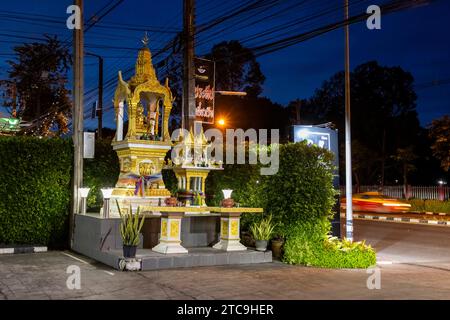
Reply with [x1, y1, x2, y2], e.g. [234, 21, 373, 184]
[353, 218, 450, 267]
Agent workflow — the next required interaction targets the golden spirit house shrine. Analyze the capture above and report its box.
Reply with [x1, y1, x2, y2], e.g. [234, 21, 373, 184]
[72, 38, 270, 271]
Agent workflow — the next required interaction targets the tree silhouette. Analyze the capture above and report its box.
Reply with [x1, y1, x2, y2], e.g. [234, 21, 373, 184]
[205, 40, 265, 97]
[429, 115, 450, 172]
[300, 61, 421, 185]
[5, 35, 72, 136]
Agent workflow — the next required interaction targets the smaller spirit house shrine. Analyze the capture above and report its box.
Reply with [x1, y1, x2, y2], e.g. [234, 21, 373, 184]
[172, 126, 222, 205]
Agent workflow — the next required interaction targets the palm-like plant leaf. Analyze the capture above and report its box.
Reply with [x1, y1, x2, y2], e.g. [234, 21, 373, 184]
[116, 200, 146, 246]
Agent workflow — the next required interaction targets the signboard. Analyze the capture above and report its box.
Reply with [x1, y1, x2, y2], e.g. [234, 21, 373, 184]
[292, 125, 341, 237]
[83, 132, 95, 159]
[292, 126, 338, 165]
[194, 57, 215, 124]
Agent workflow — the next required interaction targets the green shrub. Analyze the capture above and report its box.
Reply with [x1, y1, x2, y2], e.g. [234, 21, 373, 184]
[283, 219, 376, 268]
[0, 136, 72, 247]
[162, 169, 178, 195]
[83, 139, 120, 211]
[407, 199, 450, 213]
[264, 142, 337, 234]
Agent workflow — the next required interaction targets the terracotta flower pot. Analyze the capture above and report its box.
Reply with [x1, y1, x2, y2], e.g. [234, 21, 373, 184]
[164, 197, 178, 207]
[221, 198, 235, 208]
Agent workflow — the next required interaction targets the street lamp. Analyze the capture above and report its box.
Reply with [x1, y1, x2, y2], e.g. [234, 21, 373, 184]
[79, 187, 90, 215]
[217, 118, 225, 127]
[101, 188, 114, 218]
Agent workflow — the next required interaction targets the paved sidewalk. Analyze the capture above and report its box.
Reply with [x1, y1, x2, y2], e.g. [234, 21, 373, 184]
[0, 251, 449, 300]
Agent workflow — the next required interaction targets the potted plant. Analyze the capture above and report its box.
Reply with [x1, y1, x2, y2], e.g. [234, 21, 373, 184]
[250, 215, 275, 252]
[270, 235, 284, 259]
[117, 201, 145, 259]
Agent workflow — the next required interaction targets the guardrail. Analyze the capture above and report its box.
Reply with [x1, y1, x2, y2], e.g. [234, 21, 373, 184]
[340, 185, 449, 200]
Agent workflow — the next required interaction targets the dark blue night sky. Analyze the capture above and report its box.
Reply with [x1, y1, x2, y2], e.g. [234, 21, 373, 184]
[0, 0, 449, 129]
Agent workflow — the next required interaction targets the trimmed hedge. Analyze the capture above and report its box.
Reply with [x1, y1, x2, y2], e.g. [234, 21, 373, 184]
[0, 136, 72, 247]
[0, 137, 121, 247]
[406, 199, 450, 214]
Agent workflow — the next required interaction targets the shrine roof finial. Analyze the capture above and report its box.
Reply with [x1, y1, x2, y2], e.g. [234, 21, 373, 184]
[142, 31, 150, 47]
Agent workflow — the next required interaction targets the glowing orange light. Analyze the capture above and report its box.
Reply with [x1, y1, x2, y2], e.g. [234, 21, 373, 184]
[218, 119, 225, 126]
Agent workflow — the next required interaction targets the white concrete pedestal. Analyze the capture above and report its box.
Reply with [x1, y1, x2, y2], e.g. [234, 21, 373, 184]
[152, 212, 188, 254]
[213, 212, 247, 252]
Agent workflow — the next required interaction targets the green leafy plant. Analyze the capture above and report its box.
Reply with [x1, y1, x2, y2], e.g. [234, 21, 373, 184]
[117, 200, 145, 246]
[283, 219, 376, 268]
[0, 136, 72, 247]
[250, 215, 275, 240]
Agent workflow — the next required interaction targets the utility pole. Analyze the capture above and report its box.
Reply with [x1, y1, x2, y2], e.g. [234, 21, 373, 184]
[86, 52, 103, 139]
[344, 0, 353, 242]
[183, 0, 196, 131]
[71, 0, 84, 248]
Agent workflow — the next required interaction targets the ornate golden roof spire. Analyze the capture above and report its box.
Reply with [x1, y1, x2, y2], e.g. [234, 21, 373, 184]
[131, 32, 157, 86]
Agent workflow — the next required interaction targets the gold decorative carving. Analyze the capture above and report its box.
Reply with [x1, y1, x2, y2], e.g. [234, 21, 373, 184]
[231, 220, 239, 236]
[170, 221, 180, 238]
[161, 220, 168, 237]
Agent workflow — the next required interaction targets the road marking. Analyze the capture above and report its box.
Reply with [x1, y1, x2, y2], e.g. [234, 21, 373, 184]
[103, 271, 115, 276]
[377, 261, 393, 265]
[61, 252, 90, 264]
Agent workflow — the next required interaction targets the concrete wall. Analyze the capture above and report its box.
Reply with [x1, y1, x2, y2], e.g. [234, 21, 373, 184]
[73, 214, 220, 254]
[139, 216, 220, 248]
[181, 216, 220, 247]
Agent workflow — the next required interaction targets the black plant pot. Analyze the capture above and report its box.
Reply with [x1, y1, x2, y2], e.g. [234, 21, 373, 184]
[123, 245, 137, 259]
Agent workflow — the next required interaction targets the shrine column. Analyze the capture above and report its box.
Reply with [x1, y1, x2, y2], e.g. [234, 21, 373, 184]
[116, 101, 124, 141]
[127, 101, 137, 139]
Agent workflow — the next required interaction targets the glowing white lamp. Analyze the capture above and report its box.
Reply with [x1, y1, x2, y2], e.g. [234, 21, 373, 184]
[79, 187, 90, 214]
[101, 188, 114, 199]
[101, 188, 114, 218]
[222, 189, 233, 199]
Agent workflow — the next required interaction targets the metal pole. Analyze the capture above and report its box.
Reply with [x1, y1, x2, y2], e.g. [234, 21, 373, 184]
[98, 55, 103, 139]
[103, 199, 110, 219]
[81, 197, 87, 215]
[344, 0, 353, 241]
[71, 0, 84, 248]
[183, 0, 196, 131]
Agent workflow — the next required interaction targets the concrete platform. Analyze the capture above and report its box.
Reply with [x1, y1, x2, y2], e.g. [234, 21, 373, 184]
[72, 214, 272, 271]
[107, 247, 272, 271]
